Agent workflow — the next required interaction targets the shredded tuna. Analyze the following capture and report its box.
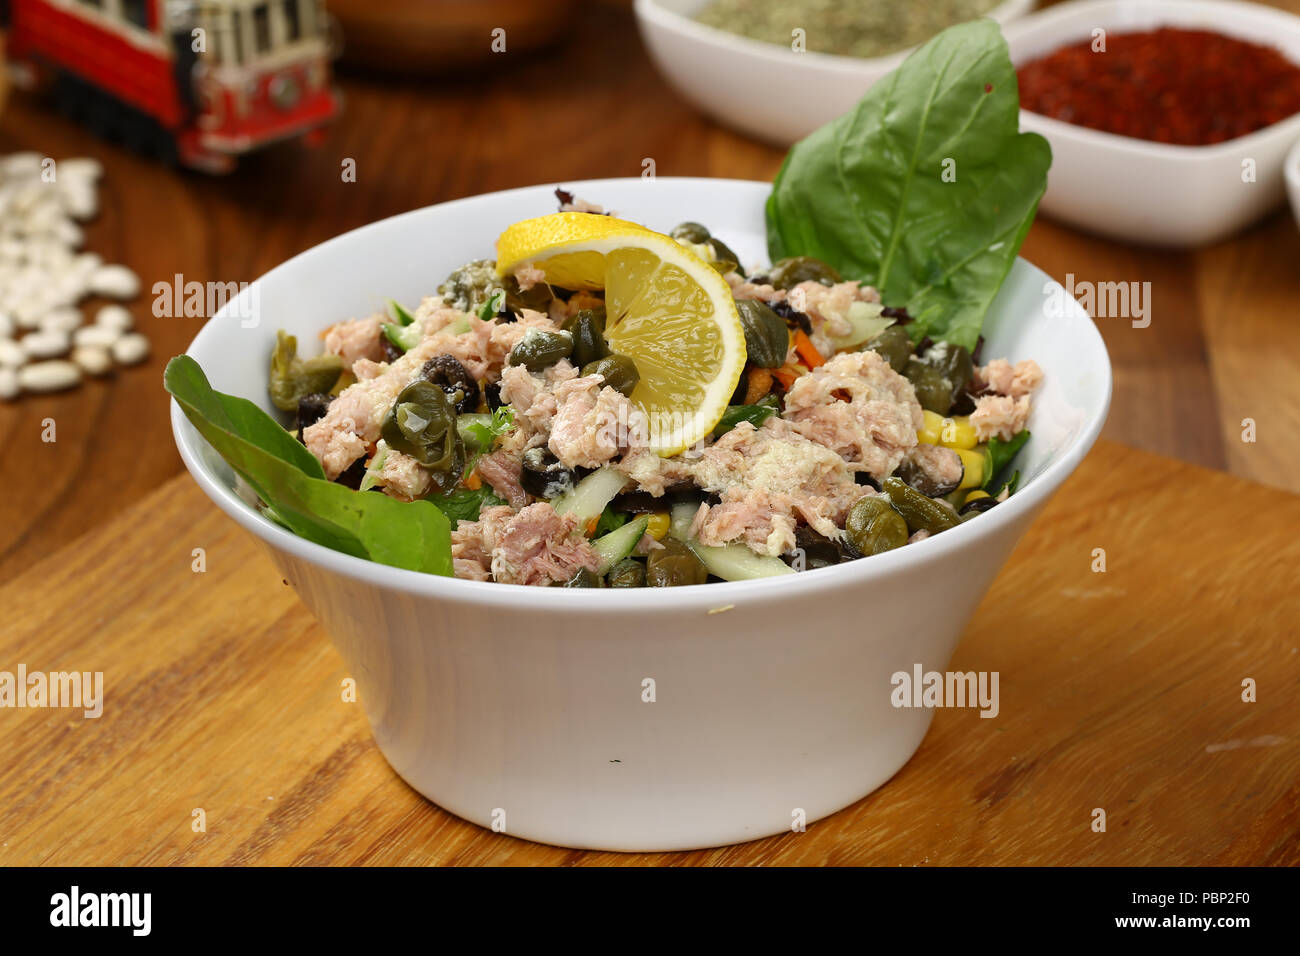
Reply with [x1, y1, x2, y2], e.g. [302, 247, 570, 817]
[782, 350, 922, 479]
[513, 263, 547, 292]
[323, 313, 386, 368]
[379, 447, 433, 501]
[970, 394, 1033, 442]
[725, 271, 787, 304]
[475, 449, 528, 510]
[547, 375, 648, 469]
[903, 443, 964, 491]
[978, 358, 1043, 399]
[451, 519, 492, 581]
[304, 309, 560, 479]
[472, 503, 599, 586]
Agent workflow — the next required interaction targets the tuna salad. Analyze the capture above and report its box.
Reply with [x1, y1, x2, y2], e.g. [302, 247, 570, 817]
[259, 199, 1040, 587]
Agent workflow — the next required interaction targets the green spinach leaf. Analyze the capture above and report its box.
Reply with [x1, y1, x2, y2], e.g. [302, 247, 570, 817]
[766, 19, 1050, 350]
[165, 355, 452, 576]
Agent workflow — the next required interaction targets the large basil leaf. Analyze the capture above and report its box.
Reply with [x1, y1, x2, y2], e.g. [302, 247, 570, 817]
[766, 19, 1051, 350]
[165, 355, 453, 576]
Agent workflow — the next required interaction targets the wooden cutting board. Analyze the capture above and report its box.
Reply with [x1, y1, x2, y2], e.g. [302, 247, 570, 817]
[0, 439, 1296, 866]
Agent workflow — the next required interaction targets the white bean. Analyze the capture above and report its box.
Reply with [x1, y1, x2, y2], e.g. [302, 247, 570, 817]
[22, 330, 71, 359]
[89, 264, 140, 299]
[73, 324, 119, 348]
[18, 360, 81, 393]
[95, 304, 133, 332]
[40, 307, 83, 333]
[111, 332, 150, 366]
[58, 157, 104, 181]
[0, 313, 13, 338]
[0, 367, 18, 400]
[60, 182, 99, 221]
[73, 345, 113, 377]
[0, 338, 25, 368]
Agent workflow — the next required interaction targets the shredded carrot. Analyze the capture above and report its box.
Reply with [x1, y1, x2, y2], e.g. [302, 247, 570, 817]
[464, 471, 482, 490]
[793, 329, 825, 368]
[769, 369, 800, 392]
[585, 517, 599, 535]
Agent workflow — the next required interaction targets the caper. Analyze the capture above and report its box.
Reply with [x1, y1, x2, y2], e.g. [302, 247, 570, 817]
[563, 307, 609, 369]
[380, 381, 464, 494]
[558, 567, 603, 588]
[881, 477, 959, 536]
[905, 342, 973, 415]
[844, 496, 910, 558]
[438, 258, 506, 315]
[502, 272, 552, 316]
[269, 329, 343, 412]
[670, 222, 712, 243]
[735, 299, 790, 368]
[508, 328, 574, 372]
[646, 538, 708, 587]
[768, 256, 842, 290]
[421, 354, 480, 415]
[582, 354, 640, 397]
[606, 558, 646, 588]
[520, 446, 577, 499]
[707, 237, 743, 276]
[862, 324, 914, 372]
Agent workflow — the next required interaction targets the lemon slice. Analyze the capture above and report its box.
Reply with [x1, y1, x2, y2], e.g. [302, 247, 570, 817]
[496, 212, 746, 456]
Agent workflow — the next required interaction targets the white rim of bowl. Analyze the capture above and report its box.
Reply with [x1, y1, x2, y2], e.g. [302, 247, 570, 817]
[1005, 0, 1300, 158]
[171, 176, 1113, 613]
[633, 0, 1035, 76]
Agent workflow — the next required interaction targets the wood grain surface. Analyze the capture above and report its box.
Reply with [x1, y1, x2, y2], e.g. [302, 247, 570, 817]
[0, 440, 1295, 866]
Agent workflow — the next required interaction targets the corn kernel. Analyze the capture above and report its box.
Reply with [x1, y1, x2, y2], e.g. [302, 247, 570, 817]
[917, 409, 945, 444]
[963, 489, 991, 505]
[938, 415, 978, 449]
[645, 512, 671, 540]
[954, 447, 985, 489]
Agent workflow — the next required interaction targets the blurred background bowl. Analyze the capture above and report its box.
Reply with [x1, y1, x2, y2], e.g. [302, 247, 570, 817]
[634, 0, 1036, 146]
[1003, 0, 1300, 246]
[1287, 137, 1300, 233]
[327, 0, 579, 74]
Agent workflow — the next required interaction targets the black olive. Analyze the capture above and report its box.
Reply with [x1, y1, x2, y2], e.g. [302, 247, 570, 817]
[782, 526, 847, 569]
[854, 472, 881, 490]
[421, 354, 480, 415]
[769, 299, 813, 335]
[881, 306, 913, 325]
[895, 445, 964, 497]
[959, 497, 999, 517]
[484, 381, 504, 412]
[380, 336, 403, 364]
[730, 367, 750, 405]
[335, 456, 367, 490]
[520, 446, 577, 499]
[296, 392, 332, 440]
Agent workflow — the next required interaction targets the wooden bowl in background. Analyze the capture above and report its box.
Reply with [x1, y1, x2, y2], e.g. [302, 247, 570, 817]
[326, 0, 581, 74]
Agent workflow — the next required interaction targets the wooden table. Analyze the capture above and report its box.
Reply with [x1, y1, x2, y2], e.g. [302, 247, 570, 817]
[1, 2, 1298, 865]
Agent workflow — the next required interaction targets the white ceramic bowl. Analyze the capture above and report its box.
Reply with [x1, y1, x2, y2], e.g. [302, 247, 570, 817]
[1286, 138, 1300, 232]
[172, 178, 1111, 851]
[1003, 0, 1300, 246]
[634, 0, 1037, 146]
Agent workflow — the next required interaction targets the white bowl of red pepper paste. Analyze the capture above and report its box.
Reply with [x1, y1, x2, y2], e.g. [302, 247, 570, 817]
[1003, 0, 1300, 246]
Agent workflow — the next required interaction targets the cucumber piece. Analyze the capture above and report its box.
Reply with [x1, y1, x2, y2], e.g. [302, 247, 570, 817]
[387, 299, 416, 326]
[456, 413, 492, 450]
[382, 321, 422, 353]
[553, 465, 628, 522]
[669, 501, 698, 541]
[826, 300, 891, 350]
[686, 541, 795, 580]
[591, 516, 649, 575]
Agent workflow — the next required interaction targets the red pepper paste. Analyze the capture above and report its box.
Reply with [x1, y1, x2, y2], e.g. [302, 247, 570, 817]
[1016, 27, 1300, 145]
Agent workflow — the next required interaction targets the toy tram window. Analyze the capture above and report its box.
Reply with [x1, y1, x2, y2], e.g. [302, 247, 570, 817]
[282, 0, 301, 43]
[121, 0, 148, 28]
[78, 0, 103, 7]
[253, 4, 272, 54]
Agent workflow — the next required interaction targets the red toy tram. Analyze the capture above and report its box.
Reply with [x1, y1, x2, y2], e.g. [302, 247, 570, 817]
[2, 0, 341, 172]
